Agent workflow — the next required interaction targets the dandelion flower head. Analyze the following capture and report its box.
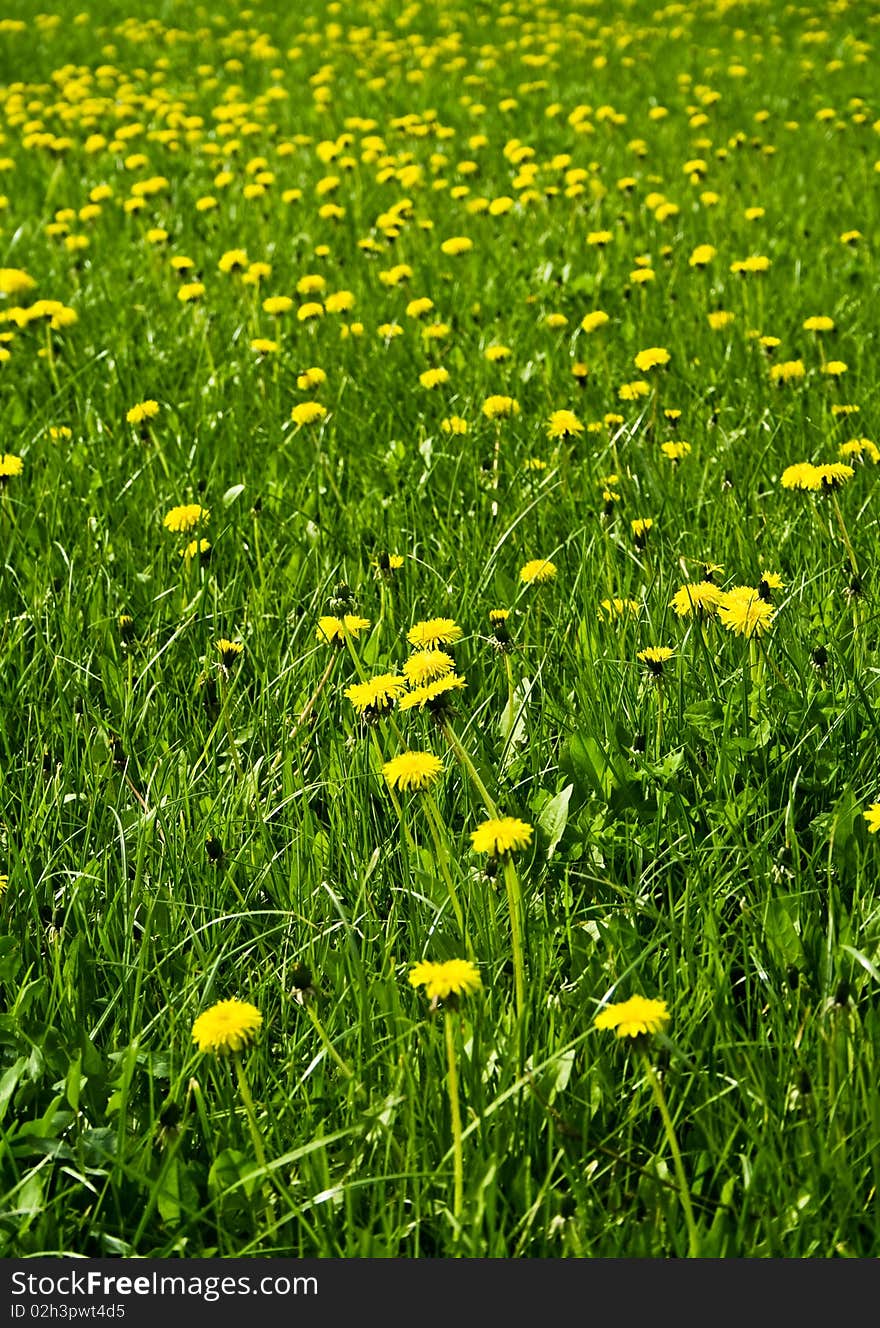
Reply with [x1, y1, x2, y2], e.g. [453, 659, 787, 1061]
[594, 995, 670, 1039]
[192, 998, 263, 1054]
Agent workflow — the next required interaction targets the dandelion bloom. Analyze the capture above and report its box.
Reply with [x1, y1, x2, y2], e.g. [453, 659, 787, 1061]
[403, 650, 455, 686]
[419, 367, 449, 389]
[839, 438, 879, 464]
[297, 302, 324, 322]
[471, 816, 533, 857]
[863, 804, 880, 833]
[670, 581, 722, 617]
[718, 587, 775, 638]
[263, 295, 293, 315]
[637, 646, 674, 675]
[216, 639, 244, 668]
[730, 255, 770, 274]
[547, 409, 584, 439]
[482, 394, 520, 420]
[291, 401, 327, 426]
[163, 503, 208, 533]
[407, 618, 462, 649]
[770, 359, 805, 384]
[409, 959, 481, 1003]
[325, 290, 355, 314]
[344, 673, 407, 715]
[251, 338, 279, 354]
[0, 268, 36, 296]
[581, 310, 610, 334]
[708, 310, 735, 330]
[520, 558, 557, 584]
[0, 453, 24, 478]
[688, 244, 716, 267]
[634, 347, 670, 373]
[441, 416, 468, 435]
[398, 675, 467, 711]
[406, 297, 434, 319]
[316, 614, 370, 644]
[296, 274, 326, 296]
[218, 249, 249, 274]
[594, 995, 669, 1039]
[781, 462, 853, 491]
[803, 315, 835, 333]
[780, 462, 819, 491]
[297, 367, 326, 390]
[177, 282, 205, 302]
[382, 751, 444, 791]
[822, 361, 848, 377]
[126, 400, 159, 425]
[441, 236, 473, 256]
[662, 441, 691, 461]
[598, 597, 640, 618]
[182, 538, 211, 562]
[192, 999, 262, 1054]
[619, 380, 650, 401]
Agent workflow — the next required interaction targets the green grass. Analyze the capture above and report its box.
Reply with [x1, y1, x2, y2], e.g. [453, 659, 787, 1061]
[1, 0, 880, 1259]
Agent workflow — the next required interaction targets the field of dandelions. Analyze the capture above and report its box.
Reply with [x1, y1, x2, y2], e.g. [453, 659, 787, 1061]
[1, 0, 880, 1260]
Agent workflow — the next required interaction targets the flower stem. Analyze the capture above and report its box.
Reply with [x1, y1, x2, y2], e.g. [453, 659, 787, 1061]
[422, 791, 471, 950]
[830, 491, 858, 577]
[641, 1050, 700, 1258]
[218, 670, 244, 780]
[233, 1054, 267, 1173]
[445, 1012, 464, 1224]
[502, 856, 526, 1020]
[440, 720, 499, 817]
[292, 651, 338, 738]
[305, 1002, 355, 1080]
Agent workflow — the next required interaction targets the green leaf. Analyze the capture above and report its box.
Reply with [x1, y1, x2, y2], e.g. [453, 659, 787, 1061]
[764, 897, 804, 970]
[538, 783, 573, 859]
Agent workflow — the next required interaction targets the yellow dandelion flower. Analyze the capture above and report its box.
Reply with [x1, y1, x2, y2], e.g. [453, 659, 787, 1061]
[519, 558, 557, 585]
[163, 503, 208, 533]
[547, 409, 584, 439]
[637, 646, 674, 675]
[344, 673, 407, 715]
[0, 454, 24, 478]
[409, 958, 481, 1003]
[440, 236, 473, 256]
[594, 995, 669, 1039]
[717, 586, 775, 638]
[634, 346, 670, 372]
[670, 581, 722, 617]
[862, 803, 880, 833]
[470, 816, 533, 857]
[382, 751, 444, 791]
[482, 394, 520, 420]
[192, 999, 262, 1055]
[291, 401, 327, 426]
[403, 650, 455, 686]
[407, 618, 462, 649]
[126, 400, 159, 425]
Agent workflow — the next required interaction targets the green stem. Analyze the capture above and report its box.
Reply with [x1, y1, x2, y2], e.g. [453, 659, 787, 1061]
[502, 856, 526, 1021]
[305, 1002, 356, 1080]
[445, 1012, 464, 1225]
[641, 1050, 700, 1258]
[219, 670, 245, 780]
[233, 1054, 267, 1173]
[829, 491, 858, 576]
[422, 791, 471, 950]
[440, 720, 499, 817]
[292, 651, 338, 737]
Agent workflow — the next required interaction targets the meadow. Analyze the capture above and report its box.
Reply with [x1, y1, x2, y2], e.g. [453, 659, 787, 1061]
[1, 0, 879, 1259]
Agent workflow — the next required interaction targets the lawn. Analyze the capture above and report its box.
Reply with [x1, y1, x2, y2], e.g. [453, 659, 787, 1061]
[1, 0, 879, 1258]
